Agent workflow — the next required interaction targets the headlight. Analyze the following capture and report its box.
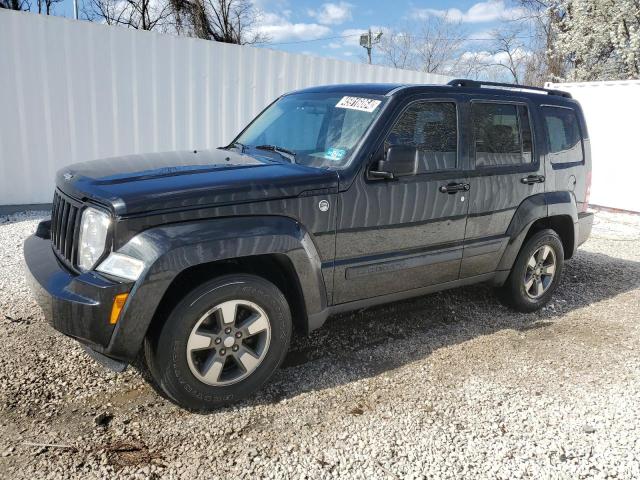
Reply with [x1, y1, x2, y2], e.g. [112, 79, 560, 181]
[96, 253, 145, 281]
[78, 207, 110, 270]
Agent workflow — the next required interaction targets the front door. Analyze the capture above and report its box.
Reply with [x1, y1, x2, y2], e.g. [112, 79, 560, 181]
[334, 98, 470, 304]
[461, 98, 546, 278]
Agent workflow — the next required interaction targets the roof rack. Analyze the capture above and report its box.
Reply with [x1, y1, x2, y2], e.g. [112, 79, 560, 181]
[447, 78, 572, 99]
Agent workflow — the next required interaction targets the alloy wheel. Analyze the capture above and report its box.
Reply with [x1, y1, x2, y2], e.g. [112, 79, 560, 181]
[186, 300, 271, 386]
[523, 244, 557, 299]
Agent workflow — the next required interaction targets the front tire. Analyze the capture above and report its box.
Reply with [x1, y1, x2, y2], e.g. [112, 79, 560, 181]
[145, 274, 292, 410]
[498, 229, 564, 313]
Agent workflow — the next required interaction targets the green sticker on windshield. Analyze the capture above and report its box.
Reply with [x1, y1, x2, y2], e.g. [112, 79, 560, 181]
[324, 148, 346, 161]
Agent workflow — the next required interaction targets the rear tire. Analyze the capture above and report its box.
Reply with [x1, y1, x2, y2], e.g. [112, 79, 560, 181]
[145, 274, 292, 411]
[498, 229, 564, 313]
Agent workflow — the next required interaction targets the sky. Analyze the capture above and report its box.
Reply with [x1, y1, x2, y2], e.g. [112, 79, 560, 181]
[251, 0, 528, 60]
[32, 0, 531, 66]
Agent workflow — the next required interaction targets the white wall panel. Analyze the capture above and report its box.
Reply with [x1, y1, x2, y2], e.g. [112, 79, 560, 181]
[0, 10, 450, 205]
[546, 80, 640, 212]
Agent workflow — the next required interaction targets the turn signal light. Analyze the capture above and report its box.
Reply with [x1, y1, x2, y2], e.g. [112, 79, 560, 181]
[110, 293, 129, 325]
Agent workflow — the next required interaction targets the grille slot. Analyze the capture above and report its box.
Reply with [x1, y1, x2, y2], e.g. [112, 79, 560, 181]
[51, 191, 82, 266]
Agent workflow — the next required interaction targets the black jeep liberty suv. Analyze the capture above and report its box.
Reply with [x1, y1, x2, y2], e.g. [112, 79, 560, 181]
[24, 79, 594, 410]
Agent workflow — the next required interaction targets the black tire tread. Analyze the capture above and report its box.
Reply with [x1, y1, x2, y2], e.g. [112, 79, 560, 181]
[144, 274, 292, 410]
[498, 228, 564, 313]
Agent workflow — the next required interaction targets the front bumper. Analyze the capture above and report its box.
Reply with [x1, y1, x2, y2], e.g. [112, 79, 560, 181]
[24, 221, 133, 357]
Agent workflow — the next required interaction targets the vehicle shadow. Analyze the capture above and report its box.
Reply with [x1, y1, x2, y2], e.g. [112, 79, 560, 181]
[248, 248, 640, 406]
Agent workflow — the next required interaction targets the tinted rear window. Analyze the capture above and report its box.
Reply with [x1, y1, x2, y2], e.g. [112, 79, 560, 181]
[543, 106, 584, 164]
[472, 103, 533, 167]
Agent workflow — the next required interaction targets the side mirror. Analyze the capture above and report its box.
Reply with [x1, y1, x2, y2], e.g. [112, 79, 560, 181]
[370, 145, 418, 180]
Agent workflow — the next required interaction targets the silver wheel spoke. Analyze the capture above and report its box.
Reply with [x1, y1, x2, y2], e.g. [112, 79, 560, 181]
[242, 312, 269, 336]
[524, 244, 556, 299]
[202, 356, 224, 383]
[525, 276, 535, 292]
[236, 346, 260, 373]
[540, 245, 551, 261]
[186, 299, 272, 386]
[218, 301, 239, 325]
[187, 331, 213, 351]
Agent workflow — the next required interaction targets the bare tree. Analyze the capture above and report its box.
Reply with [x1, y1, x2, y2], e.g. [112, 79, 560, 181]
[0, 0, 31, 10]
[84, 0, 174, 31]
[36, 0, 63, 14]
[377, 16, 467, 73]
[454, 52, 491, 80]
[415, 16, 467, 74]
[488, 27, 530, 83]
[513, 0, 567, 82]
[377, 29, 417, 70]
[170, 0, 266, 44]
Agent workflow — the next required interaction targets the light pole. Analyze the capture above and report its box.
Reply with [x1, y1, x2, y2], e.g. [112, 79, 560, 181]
[360, 28, 382, 64]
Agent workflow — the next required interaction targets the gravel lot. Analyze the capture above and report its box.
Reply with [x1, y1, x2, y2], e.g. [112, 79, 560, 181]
[1, 209, 639, 479]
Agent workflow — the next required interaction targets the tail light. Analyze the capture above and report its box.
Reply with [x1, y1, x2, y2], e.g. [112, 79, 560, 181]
[582, 170, 592, 212]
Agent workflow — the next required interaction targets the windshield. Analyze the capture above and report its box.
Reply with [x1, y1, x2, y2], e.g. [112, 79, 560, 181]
[233, 92, 386, 169]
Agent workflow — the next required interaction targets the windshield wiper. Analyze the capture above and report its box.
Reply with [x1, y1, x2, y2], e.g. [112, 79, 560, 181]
[225, 141, 246, 153]
[254, 144, 297, 163]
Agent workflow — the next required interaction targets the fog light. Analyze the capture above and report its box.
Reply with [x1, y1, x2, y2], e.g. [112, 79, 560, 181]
[96, 253, 145, 281]
[110, 293, 129, 325]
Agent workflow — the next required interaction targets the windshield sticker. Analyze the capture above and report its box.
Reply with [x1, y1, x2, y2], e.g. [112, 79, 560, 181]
[336, 96, 381, 113]
[324, 148, 347, 161]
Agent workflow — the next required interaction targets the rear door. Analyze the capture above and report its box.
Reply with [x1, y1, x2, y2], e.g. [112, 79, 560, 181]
[461, 98, 545, 277]
[334, 96, 471, 304]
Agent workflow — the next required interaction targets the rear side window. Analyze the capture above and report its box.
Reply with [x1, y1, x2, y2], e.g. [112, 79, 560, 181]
[385, 101, 457, 172]
[543, 107, 584, 164]
[472, 103, 533, 167]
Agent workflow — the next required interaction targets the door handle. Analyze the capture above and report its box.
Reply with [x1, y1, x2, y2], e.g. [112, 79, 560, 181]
[521, 175, 545, 185]
[439, 182, 470, 194]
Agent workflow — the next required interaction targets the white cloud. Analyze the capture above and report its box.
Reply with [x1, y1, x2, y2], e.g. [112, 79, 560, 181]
[459, 48, 532, 65]
[467, 29, 495, 41]
[414, 0, 526, 24]
[308, 2, 353, 25]
[256, 12, 332, 42]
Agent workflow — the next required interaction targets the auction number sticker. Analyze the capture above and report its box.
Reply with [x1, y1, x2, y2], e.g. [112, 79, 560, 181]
[336, 96, 381, 113]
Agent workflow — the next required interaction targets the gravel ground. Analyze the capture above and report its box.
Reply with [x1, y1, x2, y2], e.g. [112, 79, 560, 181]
[1, 209, 639, 479]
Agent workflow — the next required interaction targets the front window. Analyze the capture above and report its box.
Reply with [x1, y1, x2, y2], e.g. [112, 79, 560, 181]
[384, 101, 458, 172]
[233, 92, 387, 168]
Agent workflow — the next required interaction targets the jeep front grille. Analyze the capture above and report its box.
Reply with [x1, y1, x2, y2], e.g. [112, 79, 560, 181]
[51, 190, 82, 266]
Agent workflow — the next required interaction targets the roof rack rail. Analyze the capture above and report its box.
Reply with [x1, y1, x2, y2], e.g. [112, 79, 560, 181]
[447, 78, 572, 99]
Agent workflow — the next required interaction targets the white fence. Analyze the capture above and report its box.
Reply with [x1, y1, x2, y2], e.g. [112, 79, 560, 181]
[546, 80, 640, 213]
[0, 11, 449, 206]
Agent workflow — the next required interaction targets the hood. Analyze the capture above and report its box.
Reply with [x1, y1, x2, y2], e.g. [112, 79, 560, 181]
[56, 149, 338, 215]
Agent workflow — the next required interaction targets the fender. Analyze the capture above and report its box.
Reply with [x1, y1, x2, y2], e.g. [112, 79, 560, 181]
[102, 215, 328, 360]
[495, 191, 578, 278]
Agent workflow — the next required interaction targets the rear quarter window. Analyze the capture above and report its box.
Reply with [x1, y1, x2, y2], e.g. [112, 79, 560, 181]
[542, 106, 584, 164]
